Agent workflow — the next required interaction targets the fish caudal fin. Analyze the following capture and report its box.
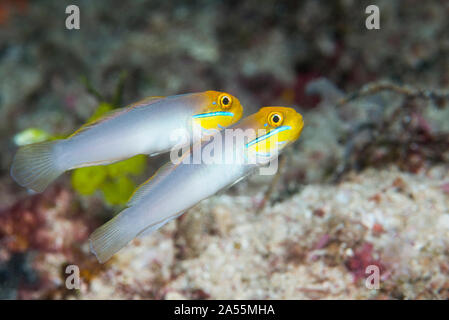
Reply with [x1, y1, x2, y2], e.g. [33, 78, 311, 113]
[89, 209, 139, 263]
[90, 208, 184, 263]
[10, 141, 64, 193]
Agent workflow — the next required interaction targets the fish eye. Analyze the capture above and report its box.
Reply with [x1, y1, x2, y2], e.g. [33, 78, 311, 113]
[268, 112, 283, 127]
[218, 94, 232, 109]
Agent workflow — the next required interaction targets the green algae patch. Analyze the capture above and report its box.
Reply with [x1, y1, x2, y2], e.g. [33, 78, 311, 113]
[71, 155, 147, 205]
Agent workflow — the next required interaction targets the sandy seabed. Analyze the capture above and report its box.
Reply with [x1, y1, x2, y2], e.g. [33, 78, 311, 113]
[63, 166, 449, 300]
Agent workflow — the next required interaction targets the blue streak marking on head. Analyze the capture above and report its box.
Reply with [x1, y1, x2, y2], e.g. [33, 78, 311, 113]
[245, 125, 292, 148]
[192, 111, 234, 119]
[256, 152, 272, 157]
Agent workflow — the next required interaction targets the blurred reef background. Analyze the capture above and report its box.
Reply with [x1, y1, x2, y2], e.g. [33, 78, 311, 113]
[1, 0, 449, 299]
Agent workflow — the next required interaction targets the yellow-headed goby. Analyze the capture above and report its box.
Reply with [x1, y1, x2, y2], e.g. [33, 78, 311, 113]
[10, 91, 243, 192]
[89, 107, 304, 263]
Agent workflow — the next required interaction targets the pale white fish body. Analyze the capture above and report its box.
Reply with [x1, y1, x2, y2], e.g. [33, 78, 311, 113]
[10, 94, 205, 192]
[89, 134, 255, 263]
[90, 106, 305, 263]
[134, 162, 249, 228]
[60, 97, 196, 170]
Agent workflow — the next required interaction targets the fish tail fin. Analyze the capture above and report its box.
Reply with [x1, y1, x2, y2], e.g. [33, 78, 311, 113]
[10, 140, 64, 193]
[89, 209, 139, 263]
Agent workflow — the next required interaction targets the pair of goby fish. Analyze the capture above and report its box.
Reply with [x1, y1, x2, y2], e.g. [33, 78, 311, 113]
[11, 91, 304, 263]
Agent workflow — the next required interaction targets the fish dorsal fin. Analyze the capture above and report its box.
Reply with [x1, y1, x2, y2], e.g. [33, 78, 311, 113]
[68, 96, 165, 139]
[127, 161, 176, 207]
[128, 137, 207, 206]
[127, 146, 192, 207]
[129, 96, 165, 108]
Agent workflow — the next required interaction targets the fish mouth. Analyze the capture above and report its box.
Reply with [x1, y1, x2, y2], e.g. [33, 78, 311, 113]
[192, 111, 234, 119]
[245, 125, 292, 148]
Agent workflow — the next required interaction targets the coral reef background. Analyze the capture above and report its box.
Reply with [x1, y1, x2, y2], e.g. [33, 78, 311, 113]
[1, 0, 449, 299]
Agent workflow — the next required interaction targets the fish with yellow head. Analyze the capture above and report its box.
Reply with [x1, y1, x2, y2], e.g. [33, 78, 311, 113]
[89, 106, 304, 263]
[10, 91, 243, 193]
[240, 106, 304, 162]
[192, 91, 243, 131]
